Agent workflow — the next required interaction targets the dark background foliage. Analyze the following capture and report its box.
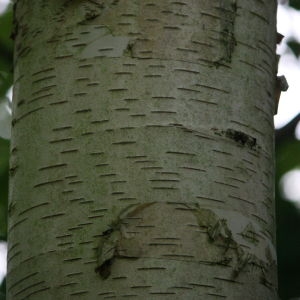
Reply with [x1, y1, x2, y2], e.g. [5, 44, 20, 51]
[1, 2, 300, 299]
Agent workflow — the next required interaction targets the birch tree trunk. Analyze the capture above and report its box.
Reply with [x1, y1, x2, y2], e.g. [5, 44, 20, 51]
[8, 0, 278, 299]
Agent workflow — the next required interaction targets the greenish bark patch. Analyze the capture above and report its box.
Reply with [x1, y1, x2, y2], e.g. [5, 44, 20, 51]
[217, 0, 237, 64]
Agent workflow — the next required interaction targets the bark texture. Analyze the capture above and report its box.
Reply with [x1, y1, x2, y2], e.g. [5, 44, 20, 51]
[8, 0, 278, 299]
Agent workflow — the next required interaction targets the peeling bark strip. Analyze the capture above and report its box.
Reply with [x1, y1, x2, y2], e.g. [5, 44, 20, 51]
[54, 0, 239, 66]
[95, 202, 276, 287]
[9, 0, 277, 299]
[95, 203, 155, 279]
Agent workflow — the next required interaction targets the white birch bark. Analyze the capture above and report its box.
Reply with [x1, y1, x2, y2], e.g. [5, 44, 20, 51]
[8, 1, 278, 299]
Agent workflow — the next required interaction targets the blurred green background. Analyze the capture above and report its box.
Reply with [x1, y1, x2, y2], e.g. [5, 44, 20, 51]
[1, 1, 300, 299]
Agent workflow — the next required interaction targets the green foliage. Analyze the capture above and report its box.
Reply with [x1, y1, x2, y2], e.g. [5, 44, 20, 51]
[287, 39, 300, 58]
[0, 6, 13, 97]
[0, 5, 12, 242]
[276, 197, 300, 299]
[275, 63, 300, 300]
[277, 3, 300, 296]
[0, 138, 9, 240]
[276, 116, 300, 299]
[280, 2, 300, 58]
[289, 0, 300, 10]
[0, 278, 5, 300]
[276, 139, 300, 178]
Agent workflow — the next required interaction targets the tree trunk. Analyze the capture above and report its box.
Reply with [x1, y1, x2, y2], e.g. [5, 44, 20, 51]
[8, 1, 278, 299]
